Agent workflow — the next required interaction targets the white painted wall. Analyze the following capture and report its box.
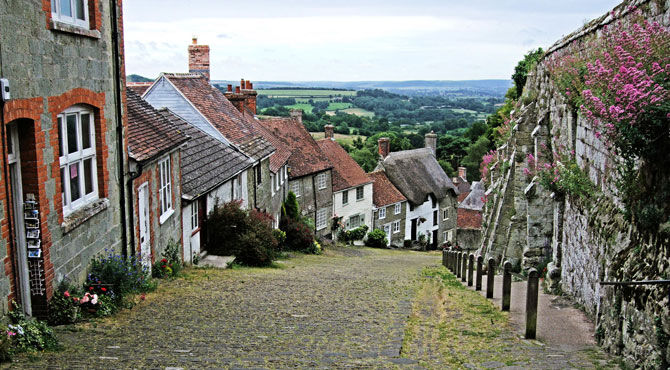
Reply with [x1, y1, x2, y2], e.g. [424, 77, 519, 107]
[205, 170, 249, 212]
[333, 183, 373, 230]
[181, 203, 199, 264]
[405, 197, 439, 242]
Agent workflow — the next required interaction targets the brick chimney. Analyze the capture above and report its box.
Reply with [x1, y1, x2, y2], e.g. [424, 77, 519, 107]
[378, 137, 390, 159]
[188, 37, 210, 81]
[324, 125, 334, 140]
[289, 109, 303, 125]
[425, 130, 437, 156]
[458, 166, 467, 179]
[225, 85, 246, 114]
[241, 79, 257, 115]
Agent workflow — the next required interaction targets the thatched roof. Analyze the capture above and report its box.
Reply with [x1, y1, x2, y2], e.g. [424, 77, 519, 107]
[378, 148, 458, 205]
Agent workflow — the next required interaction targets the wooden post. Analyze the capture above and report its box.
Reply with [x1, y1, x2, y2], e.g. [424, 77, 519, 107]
[476, 255, 483, 291]
[486, 258, 495, 299]
[456, 252, 461, 278]
[449, 251, 454, 272]
[461, 252, 467, 282]
[525, 268, 539, 339]
[502, 261, 511, 311]
[442, 249, 447, 267]
[467, 254, 474, 286]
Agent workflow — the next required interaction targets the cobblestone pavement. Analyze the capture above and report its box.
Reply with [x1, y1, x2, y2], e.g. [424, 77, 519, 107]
[7, 248, 619, 369]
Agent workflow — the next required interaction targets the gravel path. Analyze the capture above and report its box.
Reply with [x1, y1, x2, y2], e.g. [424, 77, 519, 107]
[9, 247, 435, 369]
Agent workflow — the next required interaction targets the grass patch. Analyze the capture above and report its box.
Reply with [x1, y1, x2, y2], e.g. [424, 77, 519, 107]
[286, 103, 313, 113]
[401, 266, 527, 368]
[310, 132, 367, 146]
[326, 102, 352, 111]
[257, 89, 357, 98]
[340, 107, 374, 117]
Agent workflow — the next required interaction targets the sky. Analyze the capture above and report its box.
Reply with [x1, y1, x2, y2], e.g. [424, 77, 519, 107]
[123, 0, 622, 82]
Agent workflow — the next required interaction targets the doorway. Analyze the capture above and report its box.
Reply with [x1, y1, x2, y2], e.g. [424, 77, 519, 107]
[138, 182, 151, 270]
[7, 123, 32, 316]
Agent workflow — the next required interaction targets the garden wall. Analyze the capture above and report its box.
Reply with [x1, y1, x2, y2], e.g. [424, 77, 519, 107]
[478, 0, 670, 367]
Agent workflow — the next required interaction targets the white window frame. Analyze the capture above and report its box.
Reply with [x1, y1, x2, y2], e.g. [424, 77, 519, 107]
[290, 181, 301, 197]
[51, 0, 89, 28]
[58, 106, 98, 217]
[379, 207, 386, 220]
[443, 208, 449, 220]
[356, 186, 364, 201]
[393, 220, 400, 233]
[158, 156, 173, 224]
[342, 190, 348, 205]
[317, 173, 327, 190]
[316, 208, 328, 230]
[191, 200, 199, 232]
[271, 173, 276, 196]
[349, 214, 363, 229]
[394, 202, 401, 215]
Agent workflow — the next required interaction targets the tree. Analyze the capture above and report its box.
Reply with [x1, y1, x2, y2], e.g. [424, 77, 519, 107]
[461, 135, 491, 182]
[283, 192, 300, 221]
[511, 48, 544, 99]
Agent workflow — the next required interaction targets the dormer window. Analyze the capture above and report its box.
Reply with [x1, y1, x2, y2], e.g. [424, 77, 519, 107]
[51, 0, 89, 29]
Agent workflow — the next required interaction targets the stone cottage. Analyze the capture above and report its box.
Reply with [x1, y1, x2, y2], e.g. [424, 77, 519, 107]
[375, 133, 459, 248]
[126, 89, 188, 268]
[456, 181, 485, 251]
[0, 0, 129, 317]
[369, 170, 407, 247]
[317, 125, 373, 234]
[258, 111, 334, 238]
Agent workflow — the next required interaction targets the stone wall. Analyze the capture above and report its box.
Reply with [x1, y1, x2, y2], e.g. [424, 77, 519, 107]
[478, 0, 670, 367]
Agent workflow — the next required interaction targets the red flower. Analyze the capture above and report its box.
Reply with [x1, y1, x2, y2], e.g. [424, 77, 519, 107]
[161, 258, 168, 263]
[101, 287, 107, 292]
[89, 286, 94, 291]
[162, 265, 167, 269]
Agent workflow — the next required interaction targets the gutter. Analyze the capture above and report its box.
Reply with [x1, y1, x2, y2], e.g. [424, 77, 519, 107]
[110, 0, 128, 258]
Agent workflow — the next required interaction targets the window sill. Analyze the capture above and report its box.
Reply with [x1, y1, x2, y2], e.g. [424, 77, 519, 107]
[191, 227, 201, 237]
[62, 198, 109, 234]
[356, 198, 365, 202]
[159, 208, 175, 225]
[50, 20, 101, 39]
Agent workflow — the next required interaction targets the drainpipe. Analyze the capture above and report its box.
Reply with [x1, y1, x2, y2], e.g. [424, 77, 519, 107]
[110, 0, 128, 258]
[311, 174, 318, 234]
[252, 164, 258, 209]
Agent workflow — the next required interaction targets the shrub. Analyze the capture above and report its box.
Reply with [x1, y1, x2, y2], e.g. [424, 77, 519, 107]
[206, 200, 246, 256]
[366, 229, 388, 249]
[86, 250, 154, 306]
[284, 192, 300, 220]
[7, 303, 60, 353]
[340, 225, 369, 243]
[282, 218, 314, 252]
[153, 239, 183, 278]
[48, 279, 83, 326]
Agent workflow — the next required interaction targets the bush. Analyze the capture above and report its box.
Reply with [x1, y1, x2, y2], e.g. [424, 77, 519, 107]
[208, 202, 280, 266]
[153, 239, 183, 278]
[366, 229, 388, 249]
[282, 218, 315, 252]
[340, 225, 369, 243]
[284, 192, 300, 220]
[7, 303, 60, 354]
[86, 250, 154, 305]
[48, 280, 83, 326]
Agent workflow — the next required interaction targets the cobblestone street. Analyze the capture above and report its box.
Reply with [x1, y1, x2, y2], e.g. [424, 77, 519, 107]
[7, 247, 616, 369]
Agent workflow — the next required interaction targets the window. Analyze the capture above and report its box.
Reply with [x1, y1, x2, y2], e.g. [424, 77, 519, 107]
[433, 210, 438, 226]
[255, 165, 262, 185]
[348, 214, 363, 229]
[317, 173, 327, 190]
[393, 220, 400, 233]
[290, 181, 301, 197]
[443, 208, 449, 220]
[379, 207, 386, 220]
[271, 174, 275, 196]
[409, 203, 414, 212]
[383, 224, 391, 239]
[233, 174, 243, 200]
[342, 190, 348, 205]
[58, 106, 98, 216]
[444, 231, 448, 242]
[159, 156, 173, 222]
[276, 172, 280, 191]
[51, 0, 89, 28]
[431, 196, 436, 209]
[191, 201, 199, 231]
[356, 186, 364, 201]
[316, 208, 328, 230]
[394, 203, 401, 215]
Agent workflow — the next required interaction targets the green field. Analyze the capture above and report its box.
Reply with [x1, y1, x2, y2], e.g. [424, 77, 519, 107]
[326, 102, 352, 111]
[310, 132, 367, 146]
[341, 108, 375, 117]
[286, 103, 314, 113]
[450, 108, 479, 114]
[258, 89, 357, 98]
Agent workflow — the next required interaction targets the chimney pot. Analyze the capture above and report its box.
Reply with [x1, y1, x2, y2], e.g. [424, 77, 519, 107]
[289, 109, 303, 125]
[227, 84, 232, 92]
[188, 38, 210, 81]
[249, 82, 253, 89]
[241, 79, 245, 89]
[192, 37, 197, 45]
[245, 80, 252, 90]
[425, 130, 437, 156]
[378, 137, 390, 159]
[235, 86, 240, 93]
[324, 125, 334, 139]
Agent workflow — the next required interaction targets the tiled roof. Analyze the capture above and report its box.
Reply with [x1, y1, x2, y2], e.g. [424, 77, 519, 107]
[458, 208, 482, 229]
[163, 73, 274, 161]
[127, 82, 152, 96]
[257, 117, 332, 178]
[378, 148, 459, 205]
[255, 123, 291, 173]
[157, 109, 255, 198]
[369, 170, 406, 207]
[126, 88, 189, 163]
[317, 139, 371, 192]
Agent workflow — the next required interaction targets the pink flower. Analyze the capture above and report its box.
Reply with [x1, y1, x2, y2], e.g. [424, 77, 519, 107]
[64, 291, 70, 298]
[7, 331, 15, 337]
[91, 294, 99, 305]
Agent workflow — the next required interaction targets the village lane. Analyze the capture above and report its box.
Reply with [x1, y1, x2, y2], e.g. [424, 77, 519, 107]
[10, 248, 435, 368]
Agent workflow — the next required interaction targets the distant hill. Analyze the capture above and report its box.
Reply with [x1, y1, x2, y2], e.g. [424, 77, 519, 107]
[127, 74, 154, 83]
[212, 80, 511, 98]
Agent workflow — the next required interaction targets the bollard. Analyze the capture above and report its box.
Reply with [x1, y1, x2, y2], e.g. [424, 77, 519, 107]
[486, 258, 496, 299]
[525, 268, 539, 339]
[461, 252, 467, 282]
[442, 249, 447, 268]
[476, 255, 483, 291]
[467, 254, 474, 286]
[502, 261, 511, 311]
[449, 251, 454, 272]
[456, 252, 461, 278]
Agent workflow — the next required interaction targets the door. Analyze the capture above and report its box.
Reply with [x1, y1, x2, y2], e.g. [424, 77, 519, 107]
[411, 218, 417, 241]
[138, 182, 151, 269]
[383, 224, 391, 246]
[432, 230, 438, 249]
[8, 124, 32, 316]
[188, 200, 201, 262]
